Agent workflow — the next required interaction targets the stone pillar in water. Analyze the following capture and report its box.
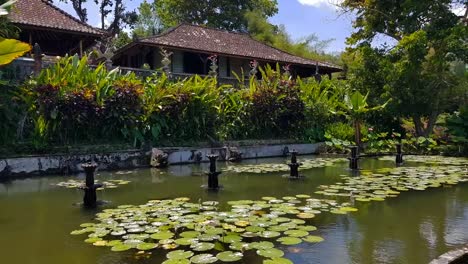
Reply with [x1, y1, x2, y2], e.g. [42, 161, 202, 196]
[287, 149, 301, 178]
[396, 143, 404, 165]
[206, 154, 221, 190]
[348, 146, 360, 170]
[82, 162, 101, 208]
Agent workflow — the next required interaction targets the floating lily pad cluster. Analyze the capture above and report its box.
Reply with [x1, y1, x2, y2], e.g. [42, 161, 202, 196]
[55, 179, 131, 190]
[72, 195, 350, 263]
[226, 158, 347, 174]
[316, 166, 468, 202]
[378, 155, 468, 166]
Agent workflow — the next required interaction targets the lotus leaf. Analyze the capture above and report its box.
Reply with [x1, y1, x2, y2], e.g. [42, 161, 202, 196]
[284, 230, 308, 237]
[162, 259, 190, 264]
[111, 244, 132, 252]
[219, 235, 242, 244]
[137, 242, 158, 250]
[191, 242, 215, 251]
[277, 237, 302, 245]
[216, 251, 243, 262]
[263, 258, 294, 264]
[257, 248, 285, 258]
[303, 235, 324, 243]
[167, 250, 194, 260]
[190, 254, 218, 264]
[250, 241, 275, 250]
[151, 232, 174, 240]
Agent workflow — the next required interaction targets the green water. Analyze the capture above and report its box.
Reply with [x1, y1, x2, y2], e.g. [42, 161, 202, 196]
[1, 156, 467, 264]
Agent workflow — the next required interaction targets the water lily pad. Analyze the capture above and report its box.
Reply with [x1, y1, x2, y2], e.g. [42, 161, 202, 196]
[191, 242, 215, 251]
[296, 225, 317, 231]
[151, 231, 174, 240]
[167, 250, 194, 260]
[162, 259, 190, 264]
[180, 231, 201, 238]
[303, 235, 324, 243]
[263, 258, 293, 264]
[284, 230, 308, 237]
[190, 254, 218, 264]
[110, 244, 132, 252]
[257, 248, 285, 258]
[229, 242, 250, 251]
[260, 231, 281, 238]
[250, 241, 275, 250]
[136, 242, 158, 250]
[296, 213, 315, 219]
[85, 237, 102, 244]
[175, 238, 197, 246]
[276, 237, 302, 245]
[219, 235, 242, 244]
[216, 251, 243, 262]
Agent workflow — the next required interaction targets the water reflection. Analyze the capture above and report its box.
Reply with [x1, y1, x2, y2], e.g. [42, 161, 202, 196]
[0, 157, 467, 264]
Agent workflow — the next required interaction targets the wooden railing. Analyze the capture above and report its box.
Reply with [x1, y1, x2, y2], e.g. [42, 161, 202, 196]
[2, 58, 248, 86]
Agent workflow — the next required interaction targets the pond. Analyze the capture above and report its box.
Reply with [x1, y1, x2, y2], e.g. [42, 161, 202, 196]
[1, 156, 468, 264]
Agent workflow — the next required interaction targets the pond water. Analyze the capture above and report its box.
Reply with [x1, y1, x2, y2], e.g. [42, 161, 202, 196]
[1, 156, 468, 264]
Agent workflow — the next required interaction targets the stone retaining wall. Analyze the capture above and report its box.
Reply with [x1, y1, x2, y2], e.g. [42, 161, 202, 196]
[0, 143, 323, 179]
[430, 246, 468, 264]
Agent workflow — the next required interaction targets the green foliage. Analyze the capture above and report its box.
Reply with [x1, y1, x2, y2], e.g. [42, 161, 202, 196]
[325, 122, 355, 142]
[21, 55, 143, 146]
[155, 0, 278, 31]
[133, 0, 163, 37]
[446, 105, 468, 154]
[332, 89, 389, 147]
[341, 0, 468, 137]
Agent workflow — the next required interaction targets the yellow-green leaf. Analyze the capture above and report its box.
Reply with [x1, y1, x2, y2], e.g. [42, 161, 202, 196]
[0, 38, 31, 66]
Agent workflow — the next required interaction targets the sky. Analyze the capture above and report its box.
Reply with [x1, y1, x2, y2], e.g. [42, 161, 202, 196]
[56, 0, 355, 53]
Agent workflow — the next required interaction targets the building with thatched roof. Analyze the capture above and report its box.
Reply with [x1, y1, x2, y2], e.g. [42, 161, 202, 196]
[8, 0, 105, 56]
[113, 24, 342, 79]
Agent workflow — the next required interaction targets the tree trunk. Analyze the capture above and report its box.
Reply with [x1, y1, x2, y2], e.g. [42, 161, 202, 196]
[354, 119, 361, 148]
[412, 112, 439, 137]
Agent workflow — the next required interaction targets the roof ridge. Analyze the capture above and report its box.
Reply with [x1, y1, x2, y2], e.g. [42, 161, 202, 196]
[246, 33, 340, 68]
[40, 0, 106, 35]
[137, 24, 184, 41]
[179, 23, 251, 36]
[179, 23, 340, 68]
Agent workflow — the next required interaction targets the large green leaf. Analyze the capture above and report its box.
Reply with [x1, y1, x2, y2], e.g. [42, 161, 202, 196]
[0, 38, 31, 66]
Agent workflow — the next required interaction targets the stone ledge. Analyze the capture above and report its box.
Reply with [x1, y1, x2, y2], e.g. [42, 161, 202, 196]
[430, 246, 468, 264]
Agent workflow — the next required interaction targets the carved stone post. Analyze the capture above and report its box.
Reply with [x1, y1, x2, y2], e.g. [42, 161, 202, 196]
[33, 43, 43, 76]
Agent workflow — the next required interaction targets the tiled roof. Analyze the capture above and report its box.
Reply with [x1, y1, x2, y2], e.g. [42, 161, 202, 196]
[8, 0, 105, 36]
[132, 24, 341, 71]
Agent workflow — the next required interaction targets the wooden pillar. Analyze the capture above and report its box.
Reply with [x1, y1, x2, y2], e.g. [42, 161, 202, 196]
[29, 32, 33, 56]
[79, 40, 83, 57]
[328, 72, 332, 80]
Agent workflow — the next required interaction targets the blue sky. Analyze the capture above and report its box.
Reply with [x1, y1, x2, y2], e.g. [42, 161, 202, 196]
[56, 0, 354, 53]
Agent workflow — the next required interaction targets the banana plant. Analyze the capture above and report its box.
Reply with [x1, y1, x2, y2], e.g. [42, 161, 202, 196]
[333, 90, 390, 148]
[0, 0, 31, 66]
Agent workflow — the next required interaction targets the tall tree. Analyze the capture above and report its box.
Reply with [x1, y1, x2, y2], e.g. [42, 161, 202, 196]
[245, 11, 339, 64]
[53, 0, 88, 22]
[341, 0, 468, 137]
[133, 0, 163, 37]
[54, 0, 137, 34]
[106, 0, 137, 35]
[94, 0, 112, 30]
[155, 0, 278, 31]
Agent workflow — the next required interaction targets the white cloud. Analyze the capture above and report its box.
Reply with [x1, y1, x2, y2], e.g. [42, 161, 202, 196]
[297, 0, 343, 9]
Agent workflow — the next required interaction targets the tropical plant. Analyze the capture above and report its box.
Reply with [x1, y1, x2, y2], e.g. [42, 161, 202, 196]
[446, 105, 468, 153]
[333, 90, 389, 148]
